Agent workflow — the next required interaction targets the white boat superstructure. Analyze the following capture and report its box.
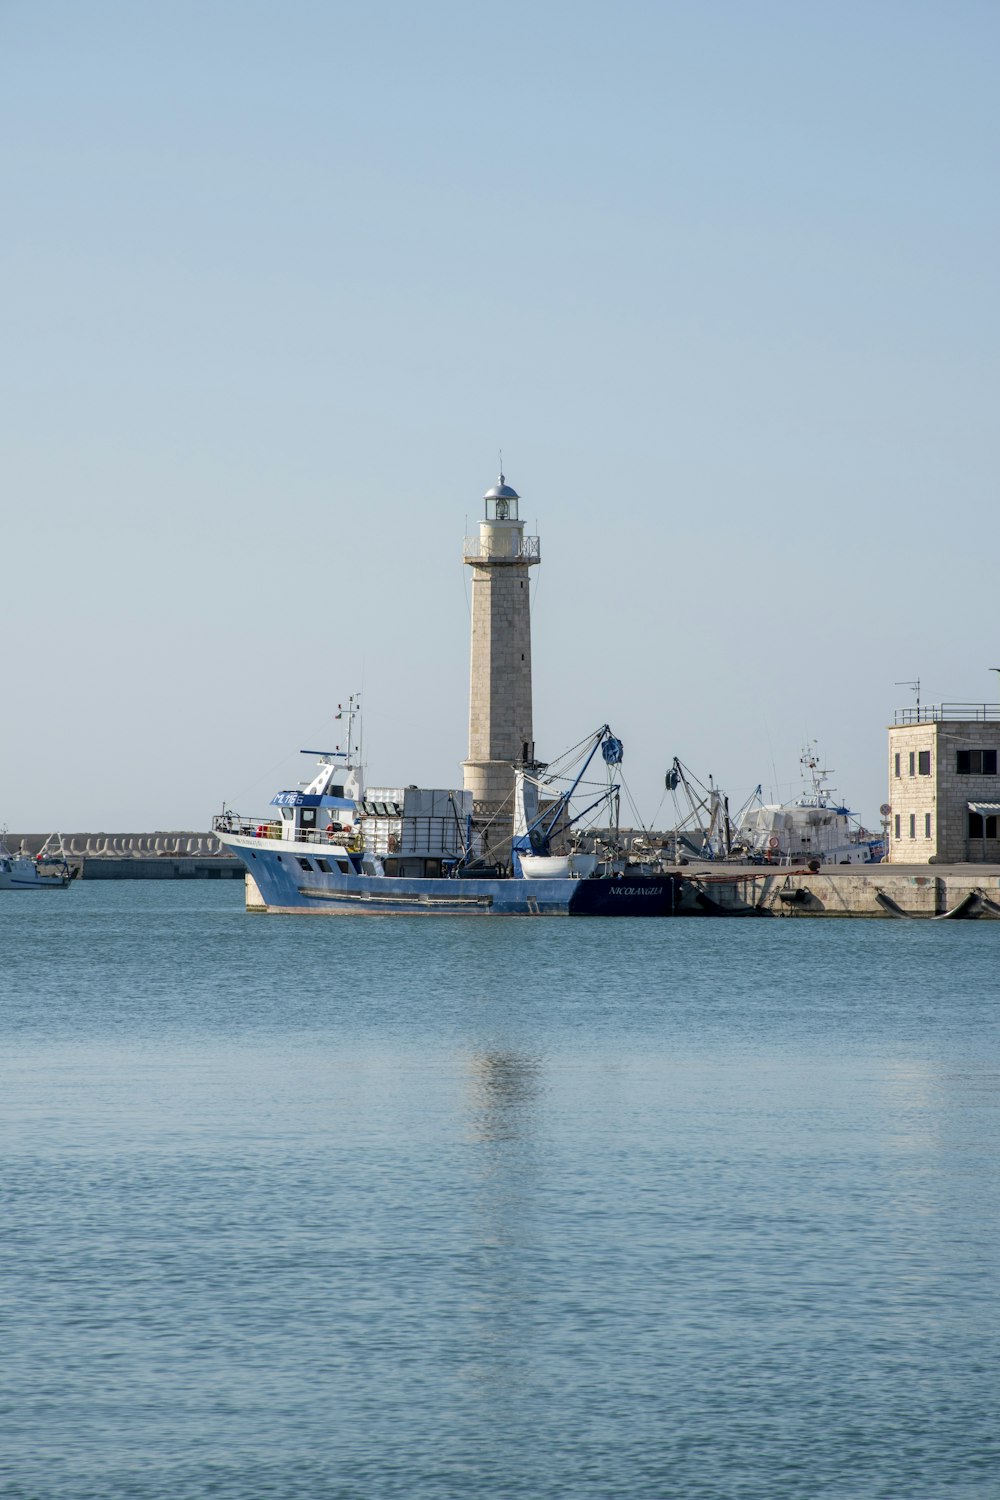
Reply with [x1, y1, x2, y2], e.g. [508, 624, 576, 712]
[737, 749, 883, 866]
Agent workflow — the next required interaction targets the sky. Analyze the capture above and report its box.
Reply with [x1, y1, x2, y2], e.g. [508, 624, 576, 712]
[2, 0, 998, 832]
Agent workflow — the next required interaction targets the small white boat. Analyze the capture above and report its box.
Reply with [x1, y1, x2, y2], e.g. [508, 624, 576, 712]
[0, 832, 76, 890]
[518, 851, 599, 880]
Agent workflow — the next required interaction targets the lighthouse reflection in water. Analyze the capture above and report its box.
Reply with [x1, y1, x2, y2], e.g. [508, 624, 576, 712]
[3, 887, 998, 1499]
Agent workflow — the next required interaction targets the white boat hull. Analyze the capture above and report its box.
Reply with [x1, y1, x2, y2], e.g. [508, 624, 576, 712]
[0, 857, 71, 890]
[519, 852, 598, 880]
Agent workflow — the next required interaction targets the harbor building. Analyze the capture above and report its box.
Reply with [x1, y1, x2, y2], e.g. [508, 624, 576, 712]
[887, 702, 1000, 863]
[462, 473, 540, 810]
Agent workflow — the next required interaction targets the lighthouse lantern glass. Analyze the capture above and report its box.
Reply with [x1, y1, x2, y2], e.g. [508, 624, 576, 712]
[485, 493, 518, 522]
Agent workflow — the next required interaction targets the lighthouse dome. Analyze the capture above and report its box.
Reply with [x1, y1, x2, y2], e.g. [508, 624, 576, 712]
[484, 473, 519, 503]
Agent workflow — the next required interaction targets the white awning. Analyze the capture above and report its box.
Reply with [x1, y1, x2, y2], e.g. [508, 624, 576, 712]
[967, 802, 1000, 813]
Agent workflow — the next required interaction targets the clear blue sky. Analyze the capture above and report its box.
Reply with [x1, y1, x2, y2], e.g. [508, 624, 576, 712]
[2, 1, 997, 831]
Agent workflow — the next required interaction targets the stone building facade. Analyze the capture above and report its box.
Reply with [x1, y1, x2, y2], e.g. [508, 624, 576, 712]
[887, 707, 1000, 862]
[461, 474, 540, 809]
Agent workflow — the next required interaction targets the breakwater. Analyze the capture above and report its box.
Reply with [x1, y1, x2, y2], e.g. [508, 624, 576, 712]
[7, 833, 243, 880]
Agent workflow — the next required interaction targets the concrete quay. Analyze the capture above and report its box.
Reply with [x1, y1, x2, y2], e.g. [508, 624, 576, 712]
[675, 862, 1000, 918]
[7, 833, 243, 880]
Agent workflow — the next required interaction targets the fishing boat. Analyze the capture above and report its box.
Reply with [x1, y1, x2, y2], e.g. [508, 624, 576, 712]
[0, 833, 76, 890]
[734, 747, 883, 865]
[213, 722, 679, 916]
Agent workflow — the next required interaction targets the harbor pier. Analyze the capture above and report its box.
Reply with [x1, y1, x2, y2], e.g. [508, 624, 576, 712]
[677, 862, 1000, 918]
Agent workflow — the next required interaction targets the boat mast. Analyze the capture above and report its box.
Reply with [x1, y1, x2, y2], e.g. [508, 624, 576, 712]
[336, 694, 362, 765]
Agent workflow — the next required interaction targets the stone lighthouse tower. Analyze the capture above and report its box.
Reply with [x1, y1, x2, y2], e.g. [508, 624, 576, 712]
[462, 472, 541, 809]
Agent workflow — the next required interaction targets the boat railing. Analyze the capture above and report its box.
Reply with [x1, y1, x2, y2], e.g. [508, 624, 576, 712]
[213, 815, 283, 840]
[212, 813, 363, 851]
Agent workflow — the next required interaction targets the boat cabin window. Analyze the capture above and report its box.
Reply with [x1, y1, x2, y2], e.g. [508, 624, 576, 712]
[300, 808, 317, 829]
[297, 857, 314, 871]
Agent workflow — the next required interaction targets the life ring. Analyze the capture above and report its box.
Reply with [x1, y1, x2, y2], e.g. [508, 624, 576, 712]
[326, 823, 335, 834]
[767, 836, 780, 850]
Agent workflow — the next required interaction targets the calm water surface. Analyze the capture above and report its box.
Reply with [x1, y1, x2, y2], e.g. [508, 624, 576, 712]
[2, 883, 999, 1498]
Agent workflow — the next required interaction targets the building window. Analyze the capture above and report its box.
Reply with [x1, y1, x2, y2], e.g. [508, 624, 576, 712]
[918, 750, 931, 775]
[957, 749, 998, 774]
[894, 753, 900, 777]
[969, 813, 998, 838]
[908, 751, 915, 776]
[909, 814, 916, 838]
[894, 814, 900, 839]
[925, 813, 931, 838]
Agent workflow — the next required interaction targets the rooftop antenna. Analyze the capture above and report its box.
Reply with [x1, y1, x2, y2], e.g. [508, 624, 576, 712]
[895, 679, 921, 719]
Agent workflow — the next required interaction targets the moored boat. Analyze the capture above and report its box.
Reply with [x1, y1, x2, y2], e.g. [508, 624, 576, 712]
[213, 723, 679, 917]
[735, 748, 883, 865]
[0, 832, 76, 890]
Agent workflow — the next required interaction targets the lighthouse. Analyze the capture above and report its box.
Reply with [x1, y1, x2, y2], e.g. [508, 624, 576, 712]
[462, 472, 541, 809]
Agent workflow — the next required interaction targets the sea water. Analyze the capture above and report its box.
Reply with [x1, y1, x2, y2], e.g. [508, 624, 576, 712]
[2, 882, 999, 1499]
